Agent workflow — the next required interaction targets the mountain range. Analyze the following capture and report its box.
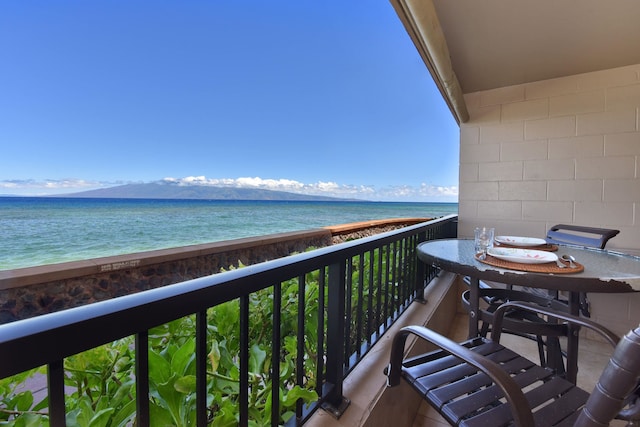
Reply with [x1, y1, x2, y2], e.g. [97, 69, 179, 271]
[54, 183, 356, 201]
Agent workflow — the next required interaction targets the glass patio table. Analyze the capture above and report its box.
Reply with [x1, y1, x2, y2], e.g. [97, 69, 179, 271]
[417, 238, 640, 384]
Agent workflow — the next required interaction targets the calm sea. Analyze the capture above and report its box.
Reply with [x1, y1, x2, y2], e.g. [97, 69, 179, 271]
[0, 197, 457, 271]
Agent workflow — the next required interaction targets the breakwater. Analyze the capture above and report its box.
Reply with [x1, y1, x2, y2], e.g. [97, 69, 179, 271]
[0, 219, 428, 323]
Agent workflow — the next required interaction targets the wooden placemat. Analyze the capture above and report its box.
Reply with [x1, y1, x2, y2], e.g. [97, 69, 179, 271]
[476, 254, 584, 274]
[493, 243, 559, 252]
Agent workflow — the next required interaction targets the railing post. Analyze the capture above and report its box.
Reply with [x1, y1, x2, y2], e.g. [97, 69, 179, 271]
[414, 231, 428, 303]
[321, 261, 350, 418]
[135, 331, 150, 427]
[47, 360, 66, 427]
[448, 218, 459, 238]
[196, 310, 208, 427]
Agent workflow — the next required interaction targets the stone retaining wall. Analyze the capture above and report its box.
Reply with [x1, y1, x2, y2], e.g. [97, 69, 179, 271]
[0, 218, 428, 323]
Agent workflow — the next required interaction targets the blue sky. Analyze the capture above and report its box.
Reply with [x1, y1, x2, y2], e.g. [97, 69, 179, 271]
[0, 1, 459, 202]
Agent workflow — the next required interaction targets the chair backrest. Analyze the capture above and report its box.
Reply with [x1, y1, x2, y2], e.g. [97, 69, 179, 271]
[546, 224, 620, 317]
[546, 224, 619, 249]
[576, 326, 640, 426]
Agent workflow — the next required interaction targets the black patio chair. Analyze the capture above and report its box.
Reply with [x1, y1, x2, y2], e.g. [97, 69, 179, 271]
[546, 224, 620, 249]
[546, 224, 620, 315]
[461, 224, 620, 374]
[386, 301, 640, 427]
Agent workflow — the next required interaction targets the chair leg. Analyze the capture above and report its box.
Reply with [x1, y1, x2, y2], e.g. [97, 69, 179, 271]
[545, 336, 566, 376]
[479, 320, 491, 337]
[579, 292, 591, 317]
[536, 336, 547, 366]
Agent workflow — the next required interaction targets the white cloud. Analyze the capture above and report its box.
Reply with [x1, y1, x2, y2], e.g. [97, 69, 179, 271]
[0, 179, 107, 195]
[162, 176, 340, 194]
[361, 183, 459, 201]
[161, 176, 457, 201]
[0, 176, 458, 201]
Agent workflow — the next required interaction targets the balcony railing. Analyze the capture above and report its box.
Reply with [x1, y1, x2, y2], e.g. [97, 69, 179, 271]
[0, 215, 457, 426]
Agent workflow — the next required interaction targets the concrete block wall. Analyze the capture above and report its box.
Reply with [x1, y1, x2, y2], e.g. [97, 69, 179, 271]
[458, 63, 640, 337]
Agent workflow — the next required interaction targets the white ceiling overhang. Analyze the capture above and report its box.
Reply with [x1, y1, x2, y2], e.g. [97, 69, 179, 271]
[391, 0, 640, 124]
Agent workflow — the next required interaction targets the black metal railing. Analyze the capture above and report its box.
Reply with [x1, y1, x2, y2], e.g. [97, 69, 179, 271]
[0, 215, 457, 426]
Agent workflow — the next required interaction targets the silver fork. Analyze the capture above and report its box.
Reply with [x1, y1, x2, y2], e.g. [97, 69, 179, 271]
[555, 258, 567, 268]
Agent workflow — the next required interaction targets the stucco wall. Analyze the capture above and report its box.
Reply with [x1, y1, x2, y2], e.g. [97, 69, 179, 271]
[457, 63, 640, 337]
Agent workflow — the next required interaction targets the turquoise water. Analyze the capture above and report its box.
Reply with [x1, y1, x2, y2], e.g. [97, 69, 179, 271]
[0, 197, 457, 270]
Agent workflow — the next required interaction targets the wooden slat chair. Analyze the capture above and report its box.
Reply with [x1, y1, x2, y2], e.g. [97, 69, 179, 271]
[461, 224, 620, 374]
[386, 301, 640, 427]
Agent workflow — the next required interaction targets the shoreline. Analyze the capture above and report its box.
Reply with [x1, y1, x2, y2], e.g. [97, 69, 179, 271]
[0, 198, 457, 271]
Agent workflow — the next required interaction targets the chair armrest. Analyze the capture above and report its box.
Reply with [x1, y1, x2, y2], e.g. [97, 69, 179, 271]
[490, 301, 620, 347]
[386, 325, 535, 427]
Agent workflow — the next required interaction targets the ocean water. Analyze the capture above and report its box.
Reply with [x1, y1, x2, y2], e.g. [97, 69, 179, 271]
[0, 197, 457, 271]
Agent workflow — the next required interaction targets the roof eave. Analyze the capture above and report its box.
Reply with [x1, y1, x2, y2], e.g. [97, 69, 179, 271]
[390, 0, 469, 124]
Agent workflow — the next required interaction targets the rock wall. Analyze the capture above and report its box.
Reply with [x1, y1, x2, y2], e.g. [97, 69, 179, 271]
[0, 219, 429, 323]
[0, 230, 333, 323]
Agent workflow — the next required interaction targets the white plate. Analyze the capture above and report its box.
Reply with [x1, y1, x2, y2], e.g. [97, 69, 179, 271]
[487, 247, 558, 264]
[494, 235, 547, 247]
